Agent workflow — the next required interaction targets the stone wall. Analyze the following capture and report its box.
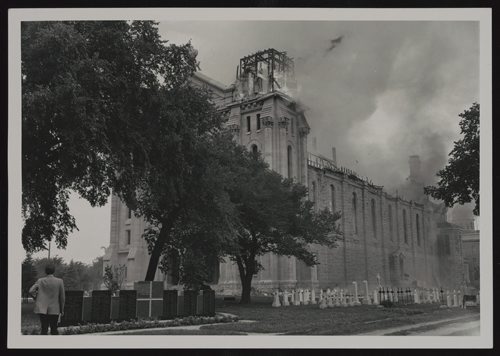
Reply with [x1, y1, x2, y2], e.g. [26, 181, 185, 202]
[306, 165, 455, 290]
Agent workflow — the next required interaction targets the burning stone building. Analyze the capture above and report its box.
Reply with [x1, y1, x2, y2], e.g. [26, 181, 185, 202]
[104, 49, 469, 293]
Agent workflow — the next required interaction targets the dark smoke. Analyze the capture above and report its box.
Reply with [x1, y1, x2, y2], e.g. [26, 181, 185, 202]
[159, 21, 479, 192]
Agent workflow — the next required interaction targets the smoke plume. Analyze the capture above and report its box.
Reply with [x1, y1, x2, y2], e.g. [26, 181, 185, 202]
[159, 21, 479, 192]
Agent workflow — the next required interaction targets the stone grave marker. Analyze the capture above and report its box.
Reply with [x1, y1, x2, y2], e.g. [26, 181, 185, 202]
[60, 290, 84, 326]
[184, 290, 200, 316]
[118, 290, 137, 321]
[82, 296, 92, 322]
[163, 290, 178, 319]
[91, 290, 111, 323]
[110, 295, 120, 320]
[203, 290, 215, 316]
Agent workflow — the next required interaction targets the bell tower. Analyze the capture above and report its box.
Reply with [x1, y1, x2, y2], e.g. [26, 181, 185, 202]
[229, 49, 309, 185]
[234, 48, 298, 100]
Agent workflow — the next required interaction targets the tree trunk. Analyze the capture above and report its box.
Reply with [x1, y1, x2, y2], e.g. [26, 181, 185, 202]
[236, 255, 255, 304]
[144, 217, 176, 281]
[240, 275, 253, 304]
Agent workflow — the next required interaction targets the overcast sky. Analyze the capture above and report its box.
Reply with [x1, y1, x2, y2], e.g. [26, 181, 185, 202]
[34, 21, 479, 264]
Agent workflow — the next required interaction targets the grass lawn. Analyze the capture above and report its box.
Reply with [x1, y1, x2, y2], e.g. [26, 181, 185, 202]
[196, 297, 480, 335]
[21, 302, 40, 329]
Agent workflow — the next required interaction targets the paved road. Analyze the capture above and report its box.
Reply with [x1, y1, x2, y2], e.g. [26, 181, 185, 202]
[360, 315, 480, 336]
[402, 318, 480, 336]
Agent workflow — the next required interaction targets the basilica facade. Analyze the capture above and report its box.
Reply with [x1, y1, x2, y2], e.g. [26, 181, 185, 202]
[103, 49, 467, 294]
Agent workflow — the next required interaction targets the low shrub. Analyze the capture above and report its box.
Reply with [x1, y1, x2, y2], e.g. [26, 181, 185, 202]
[21, 314, 238, 335]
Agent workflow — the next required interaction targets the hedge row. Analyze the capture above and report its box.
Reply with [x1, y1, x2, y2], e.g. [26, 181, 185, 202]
[22, 314, 238, 335]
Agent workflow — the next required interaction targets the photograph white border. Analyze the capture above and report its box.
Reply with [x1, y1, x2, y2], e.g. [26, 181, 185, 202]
[8, 7, 493, 349]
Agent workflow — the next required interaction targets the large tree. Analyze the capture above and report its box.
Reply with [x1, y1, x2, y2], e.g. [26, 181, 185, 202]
[133, 115, 236, 281]
[21, 254, 38, 297]
[223, 150, 342, 304]
[150, 134, 249, 288]
[22, 21, 198, 253]
[425, 103, 480, 215]
[62, 260, 81, 290]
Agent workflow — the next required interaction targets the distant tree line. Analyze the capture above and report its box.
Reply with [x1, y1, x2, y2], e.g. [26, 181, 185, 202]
[21, 254, 104, 297]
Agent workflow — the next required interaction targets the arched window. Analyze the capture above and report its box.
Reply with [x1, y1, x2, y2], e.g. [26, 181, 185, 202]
[127, 208, 132, 219]
[352, 192, 358, 234]
[246, 116, 251, 132]
[403, 209, 408, 244]
[251, 144, 258, 158]
[287, 145, 293, 179]
[416, 214, 421, 246]
[330, 185, 335, 212]
[388, 205, 393, 241]
[256, 114, 261, 130]
[371, 199, 377, 239]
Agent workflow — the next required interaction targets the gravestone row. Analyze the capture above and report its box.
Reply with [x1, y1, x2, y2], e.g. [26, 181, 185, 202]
[60, 282, 215, 326]
[270, 281, 474, 309]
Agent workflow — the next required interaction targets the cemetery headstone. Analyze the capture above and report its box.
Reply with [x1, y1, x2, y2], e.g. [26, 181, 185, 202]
[134, 281, 164, 318]
[327, 295, 334, 308]
[373, 288, 379, 305]
[362, 281, 371, 305]
[283, 290, 290, 306]
[82, 296, 92, 322]
[110, 295, 120, 320]
[163, 290, 178, 319]
[293, 290, 300, 306]
[272, 290, 281, 307]
[452, 290, 458, 307]
[177, 290, 185, 316]
[60, 290, 84, 326]
[304, 289, 310, 305]
[184, 290, 200, 316]
[91, 290, 111, 323]
[196, 291, 204, 315]
[118, 290, 137, 321]
[319, 296, 327, 309]
[446, 290, 453, 308]
[203, 290, 215, 316]
[352, 282, 361, 305]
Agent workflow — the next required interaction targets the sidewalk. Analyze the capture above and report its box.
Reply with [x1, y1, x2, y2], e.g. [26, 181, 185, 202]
[358, 314, 480, 336]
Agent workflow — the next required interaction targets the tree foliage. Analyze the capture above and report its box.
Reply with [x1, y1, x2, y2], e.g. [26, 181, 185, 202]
[221, 148, 342, 304]
[31, 255, 104, 291]
[424, 103, 480, 215]
[22, 254, 38, 297]
[102, 264, 127, 294]
[137, 127, 238, 282]
[22, 21, 198, 253]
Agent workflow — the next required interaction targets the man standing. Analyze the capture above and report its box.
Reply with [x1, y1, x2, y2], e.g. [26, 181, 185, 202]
[29, 264, 65, 335]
